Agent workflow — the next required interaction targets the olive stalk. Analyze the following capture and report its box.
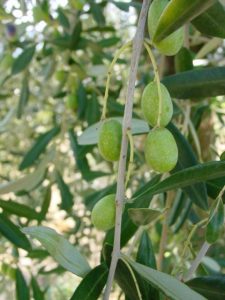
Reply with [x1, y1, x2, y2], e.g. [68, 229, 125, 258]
[103, 1, 151, 299]
[101, 41, 132, 121]
[144, 41, 163, 128]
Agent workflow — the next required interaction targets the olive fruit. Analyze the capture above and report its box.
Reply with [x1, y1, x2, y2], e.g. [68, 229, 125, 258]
[66, 93, 78, 112]
[141, 81, 173, 127]
[148, 0, 184, 56]
[91, 194, 116, 231]
[145, 128, 178, 173]
[33, 6, 50, 23]
[98, 119, 122, 162]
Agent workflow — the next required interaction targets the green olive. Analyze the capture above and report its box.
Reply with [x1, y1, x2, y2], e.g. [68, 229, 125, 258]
[66, 93, 78, 112]
[145, 128, 178, 173]
[98, 119, 122, 162]
[32, 6, 50, 23]
[148, 0, 184, 56]
[55, 70, 67, 82]
[141, 81, 173, 127]
[91, 194, 116, 231]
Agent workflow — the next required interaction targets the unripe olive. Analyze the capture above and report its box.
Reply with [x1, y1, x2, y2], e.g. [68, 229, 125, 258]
[33, 6, 50, 23]
[141, 81, 173, 127]
[148, 0, 184, 56]
[145, 128, 178, 173]
[55, 70, 67, 82]
[0, 53, 13, 70]
[91, 194, 116, 231]
[66, 93, 78, 112]
[98, 119, 122, 162]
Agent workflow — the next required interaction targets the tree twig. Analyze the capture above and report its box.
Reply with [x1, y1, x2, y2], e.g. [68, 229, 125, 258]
[183, 241, 210, 282]
[103, 1, 151, 299]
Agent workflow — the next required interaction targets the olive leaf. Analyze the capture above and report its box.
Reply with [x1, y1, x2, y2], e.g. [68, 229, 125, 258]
[22, 226, 91, 277]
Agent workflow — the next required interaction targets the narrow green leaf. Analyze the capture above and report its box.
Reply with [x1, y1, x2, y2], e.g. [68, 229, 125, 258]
[125, 257, 206, 300]
[0, 199, 40, 220]
[206, 198, 224, 244]
[22, 226, 91, 277]
[162, 67, 225, 99]
[40, 185, 51, 220]
[17, 77, 29, 118]
[0, 152, 52, 195]
[136, 231, 159, 300]
[70, 21, 82, 49]
[167, 190, 184, 226]
[137, 231, 157, 269]
[0, 213, 31, 250]
[168, 122, 208, 210]
[128, 208, 161, 226]
[85, 93, 100, 126]
[16, 268, 30, 300]
[98, 37, 120, 48]
[78, 117, 149, 145]
[19, 127, 60, 170]
[133, 161, 225, 209]
[90, 2, 105, 26]
[192, 2, 225, 38]
[206, 177, 225, 201]
[70, 264, 108, 300]
[173, 197, 192, 233]
[31, 277, 45, 300]
[55, 171, 73, 211]
[12, 46, 36, 75]
[69, 129, 108, 181]
[57, 8, 70, 29]
[175, 47, 193, 73]
[153, 0, 216, 42]
[187, 275, 225, 300]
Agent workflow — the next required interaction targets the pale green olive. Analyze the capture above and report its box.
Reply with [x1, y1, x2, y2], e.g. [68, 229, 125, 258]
[145, 128, 178, 173]
[66, 93, 78, 112]
[98, 119, 122, 162]
[91, 194, 116, 231]
[141, 81, 173, 127]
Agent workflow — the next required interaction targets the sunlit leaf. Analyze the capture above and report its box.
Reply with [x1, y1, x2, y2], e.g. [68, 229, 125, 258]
[22, 226, 91, 277]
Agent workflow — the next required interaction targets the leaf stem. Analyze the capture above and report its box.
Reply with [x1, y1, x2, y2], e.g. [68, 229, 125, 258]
[121, 258, 143, 300]
[102, 1, 151, 299]
[144, 41, 162, 128]
[101, 41, 132, 121]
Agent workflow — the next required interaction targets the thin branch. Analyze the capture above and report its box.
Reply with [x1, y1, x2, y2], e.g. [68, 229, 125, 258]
[103, 1, 151, 299]
[184, 241, 211, 282]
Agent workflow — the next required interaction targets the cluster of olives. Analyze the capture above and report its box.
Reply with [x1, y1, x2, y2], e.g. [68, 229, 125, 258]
[142, 82, 178, 173]
[91, 0, 182, 231]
